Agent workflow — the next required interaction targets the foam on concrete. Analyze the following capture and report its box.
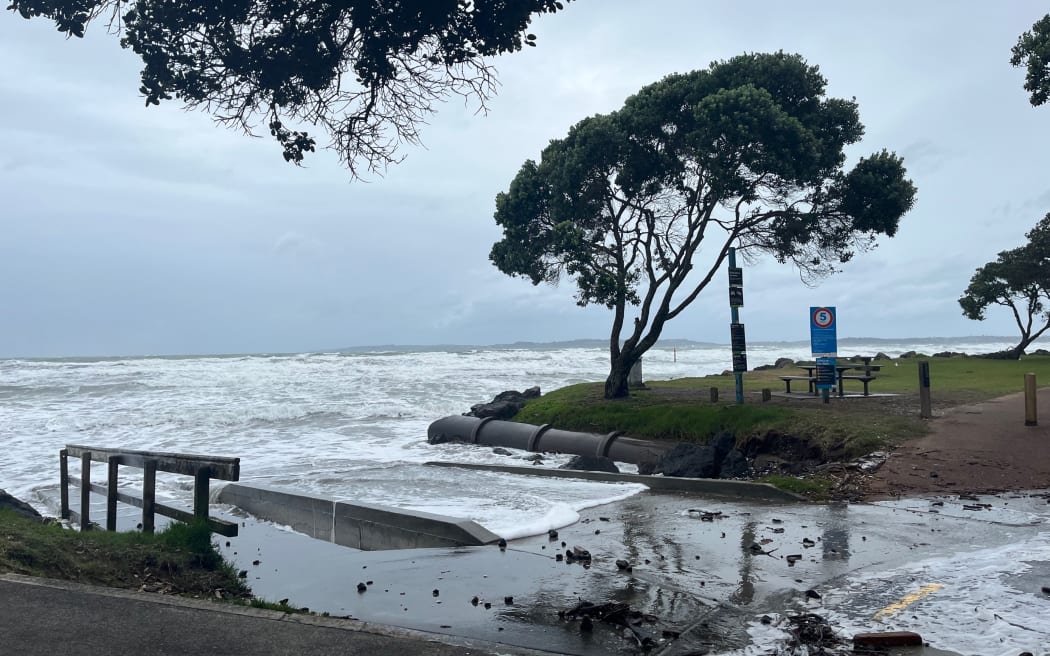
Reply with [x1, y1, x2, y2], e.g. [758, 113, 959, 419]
[217, 483, 500, 550]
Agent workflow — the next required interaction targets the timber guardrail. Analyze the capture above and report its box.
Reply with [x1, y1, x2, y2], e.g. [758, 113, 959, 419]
[60, 445, 240, 537]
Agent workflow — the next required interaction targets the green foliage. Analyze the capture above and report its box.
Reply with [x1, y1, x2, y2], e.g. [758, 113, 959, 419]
[758, 475, 833, 500]
[1012, 14, 1050, 107]
[959, 213, 1050, 356]
[8, 0, 572, 176]
[491, 52, 916, 398]
[516, 384, 793, 442]
[0, 512, 248, 597]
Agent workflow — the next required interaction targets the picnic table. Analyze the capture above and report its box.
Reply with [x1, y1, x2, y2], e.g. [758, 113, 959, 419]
[779, 360, 882, 397]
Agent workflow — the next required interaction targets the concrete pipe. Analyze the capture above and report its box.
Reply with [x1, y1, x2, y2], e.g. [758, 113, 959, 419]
[427, 415, 676, 465]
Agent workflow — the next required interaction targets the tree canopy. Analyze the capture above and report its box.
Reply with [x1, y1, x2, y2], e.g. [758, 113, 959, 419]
[9, 0, 571, 177]
[1012, 13, 1050, 107]
[490, 52, 917, 398]
[960, 214, 1050, 358]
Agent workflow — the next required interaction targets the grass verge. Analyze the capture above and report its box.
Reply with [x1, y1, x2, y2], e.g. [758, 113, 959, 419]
[516, 354, 1050, 461]
[0, 510, 250, 600]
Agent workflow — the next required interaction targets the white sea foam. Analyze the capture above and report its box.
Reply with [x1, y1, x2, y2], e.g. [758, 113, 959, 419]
[819, 531, 1050, 655]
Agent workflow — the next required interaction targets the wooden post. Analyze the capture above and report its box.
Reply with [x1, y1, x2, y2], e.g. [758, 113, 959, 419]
[193, 467, 210, 522]
[761, 388, 771, 402]
[60, 449, 69, 521]
[919, 361, 932, 419]
[709, 387, 719, 402]
[142, 459, 157, 534]
[80, 452, 92, 531]
[1025, 373, 1037, 426]
[106, 456, 119, 532]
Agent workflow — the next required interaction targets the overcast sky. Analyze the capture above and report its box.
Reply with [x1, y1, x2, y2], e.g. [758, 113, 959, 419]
[2, 1, 1049, 357]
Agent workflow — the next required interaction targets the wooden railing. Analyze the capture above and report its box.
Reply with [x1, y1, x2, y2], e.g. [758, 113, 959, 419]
[60, 445, 240, 537]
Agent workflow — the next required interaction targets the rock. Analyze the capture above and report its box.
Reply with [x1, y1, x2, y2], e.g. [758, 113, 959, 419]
[899, 350, 918, 358]
[567, 546, 592, 563]
[432, 589, 440, 597]
[615, 559, 631, 570]
[719, 449, 750, 478]
[559, 455, 620, 473]
[465, 388, 539, 419]
[636, 459, 659, 475]
[0, 489, 43, 523]
[873, 351, 891, 360]
[504, 596, 514, 605]
[657, 444, 719, 478]
[522, 453, 544, 462]
[933, 351, 966, 358]
[709, 430, 736, 462]
[548, 529, 558, 540]
[492, 447, 513, 456]
[497, 538, 507, 549]
[467, 399, 521, 420]
[356, 582, 367, 593]
[471, 596, 479, 606]
[804, 589, 822, 600]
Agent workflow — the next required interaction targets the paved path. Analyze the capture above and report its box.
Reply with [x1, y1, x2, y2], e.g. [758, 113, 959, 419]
[866, 387, 1050, 497]
[0, 574, 542, 656]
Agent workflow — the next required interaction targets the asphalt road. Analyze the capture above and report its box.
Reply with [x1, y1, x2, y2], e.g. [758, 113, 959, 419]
[0, 575, 543, 656]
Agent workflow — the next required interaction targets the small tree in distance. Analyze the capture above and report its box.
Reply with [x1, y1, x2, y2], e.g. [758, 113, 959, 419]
[1012, 13, 1050, 107]
[8, 0, 573, 178]
[490, 52, 917, 398]
[959, 214, 1050, 359]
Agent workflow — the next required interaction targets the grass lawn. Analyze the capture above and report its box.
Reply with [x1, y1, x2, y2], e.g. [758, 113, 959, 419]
[0, 511, 250, 600]
[516, 354, 1050, 460]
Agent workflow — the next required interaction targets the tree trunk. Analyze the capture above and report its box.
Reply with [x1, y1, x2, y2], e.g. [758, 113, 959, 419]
[604, 353, 635, 399]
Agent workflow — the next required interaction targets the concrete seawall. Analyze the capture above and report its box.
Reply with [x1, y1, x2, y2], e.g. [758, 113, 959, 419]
[424, 462, 807, 502]
[217, 483, 500, 550]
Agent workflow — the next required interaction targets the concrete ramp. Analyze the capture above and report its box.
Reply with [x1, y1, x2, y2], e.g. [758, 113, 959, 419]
[217, 483, 500, 550]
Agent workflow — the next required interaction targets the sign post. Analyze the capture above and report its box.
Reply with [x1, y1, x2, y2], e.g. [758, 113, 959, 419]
[810, 306, 837, 404]
[728, 249, 745, 404]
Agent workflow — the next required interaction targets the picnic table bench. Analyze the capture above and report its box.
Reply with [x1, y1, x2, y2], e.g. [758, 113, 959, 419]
[779, 361, 882, 397]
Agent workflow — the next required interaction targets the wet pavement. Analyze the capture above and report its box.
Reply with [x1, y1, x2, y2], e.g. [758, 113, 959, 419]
[212, 488, 1050, 655]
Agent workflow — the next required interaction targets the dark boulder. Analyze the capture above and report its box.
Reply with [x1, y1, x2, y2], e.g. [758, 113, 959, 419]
[466, 387, 541, 419]
[636, 459, 660, 475]
[774, 357, 795, 368]
[719, 449, 750, 478]
[873, 352, 891, 361]
[0, 489, 43, 523]
[657, 444, 719, 478]
[709, 430, 736, 463]
[560, 455, 620, 474]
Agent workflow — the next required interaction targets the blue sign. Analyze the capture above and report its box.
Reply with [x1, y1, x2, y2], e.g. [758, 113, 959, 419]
[815, 356, 837, 390]
[810, 306, 837, 356]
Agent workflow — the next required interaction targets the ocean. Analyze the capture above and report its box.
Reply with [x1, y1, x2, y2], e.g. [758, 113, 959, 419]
[0, 337, 1020, 539]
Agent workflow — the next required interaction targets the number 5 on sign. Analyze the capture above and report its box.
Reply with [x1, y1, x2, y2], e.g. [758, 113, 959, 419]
[810, 306, 837, 357]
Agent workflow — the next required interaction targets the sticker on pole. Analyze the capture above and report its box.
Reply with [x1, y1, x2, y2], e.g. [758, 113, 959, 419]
[810, 306, 837, 357]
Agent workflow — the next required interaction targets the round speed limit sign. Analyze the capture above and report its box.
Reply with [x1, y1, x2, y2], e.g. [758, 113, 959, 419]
[812, 307, 834, 328]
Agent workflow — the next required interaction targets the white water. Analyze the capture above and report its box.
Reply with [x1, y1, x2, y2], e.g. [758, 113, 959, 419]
[0, 338, 1019, 539]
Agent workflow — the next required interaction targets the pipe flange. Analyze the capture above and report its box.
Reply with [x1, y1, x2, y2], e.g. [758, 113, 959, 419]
[526, 423, 553, 452]
[596, 431, 622, 458]
[469, 417, 495, 444]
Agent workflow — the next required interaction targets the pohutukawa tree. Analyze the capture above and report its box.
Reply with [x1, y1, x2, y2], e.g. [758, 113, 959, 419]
[9, 0, 572, 177]
[490, 52, 917, 398]
[1012, 13, 1050, 107]
[959, 214, 1050, 359]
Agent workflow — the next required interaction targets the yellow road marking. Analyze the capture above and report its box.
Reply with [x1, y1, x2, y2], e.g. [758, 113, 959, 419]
[873, 583, 943, 620]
